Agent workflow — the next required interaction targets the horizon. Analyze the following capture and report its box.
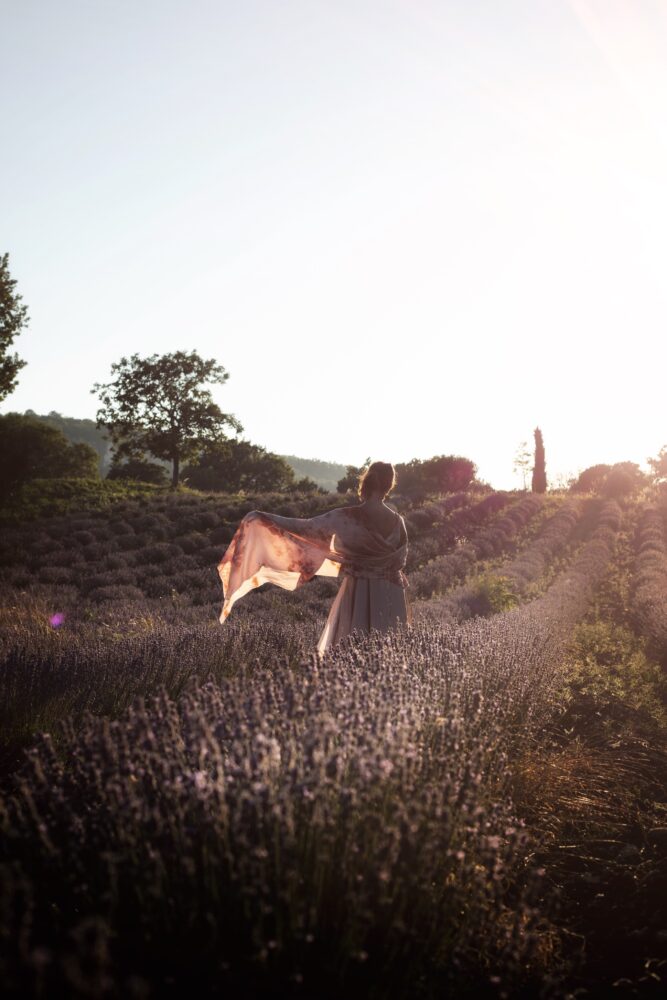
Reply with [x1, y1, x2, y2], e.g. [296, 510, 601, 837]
[3, 1, 667, 490]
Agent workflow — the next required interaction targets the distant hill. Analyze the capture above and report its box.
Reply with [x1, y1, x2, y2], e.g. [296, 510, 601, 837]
[22, 413, 347, 490]
[24, 411, 112, 473]
[280, 455, 347, 491]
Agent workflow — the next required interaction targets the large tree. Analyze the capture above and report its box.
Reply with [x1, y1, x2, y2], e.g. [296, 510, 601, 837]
[0, 254, 28, 401]
[395, 455, 477, 497]
[184, 440, 295, 493]
[337, 458, 371, 494]
[531, 427, 547, 493]
[570, 461, 647, 496]
[92, 351, 242, 487]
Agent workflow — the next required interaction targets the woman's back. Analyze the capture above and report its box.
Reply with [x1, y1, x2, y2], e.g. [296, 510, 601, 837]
[218, 460, 410, 653]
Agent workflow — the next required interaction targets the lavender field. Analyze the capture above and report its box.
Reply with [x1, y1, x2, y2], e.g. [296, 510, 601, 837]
[1, 487, 667, 998]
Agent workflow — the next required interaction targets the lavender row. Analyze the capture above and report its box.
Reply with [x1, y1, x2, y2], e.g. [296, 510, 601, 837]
[631, 505, 667, 664]
[0, 504, 621, 998]
[0, 610, 573, 998]
[405, 491, 512, 571]
[419, 499, 621, 627]
[488, 498, 585, 596]
[409, 495, 544, 599]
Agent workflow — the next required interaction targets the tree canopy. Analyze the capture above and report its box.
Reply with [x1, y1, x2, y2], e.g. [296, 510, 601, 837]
[106, 458, 169, 485]
[394, 455, 477, 497]
[0, 413, 99, 497]
[648, 446, 667, 484]
[570, 461, 647, 497]
[0, 254, 28, 401]
[337, 458, 371, 494]
[184, 440, 296, 493]
[93, 351, 242, 487]
[337, 455, 476, 498]
[25, 410, 112, 473]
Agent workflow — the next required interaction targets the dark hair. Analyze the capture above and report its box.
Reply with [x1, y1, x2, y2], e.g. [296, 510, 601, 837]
[358, 461, 397, 500]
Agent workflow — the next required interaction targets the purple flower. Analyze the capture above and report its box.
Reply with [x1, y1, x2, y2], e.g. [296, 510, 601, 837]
[49, 612, 65, 628]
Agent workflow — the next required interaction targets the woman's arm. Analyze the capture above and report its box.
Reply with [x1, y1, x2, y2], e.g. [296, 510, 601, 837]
[246, 508, 337, 540]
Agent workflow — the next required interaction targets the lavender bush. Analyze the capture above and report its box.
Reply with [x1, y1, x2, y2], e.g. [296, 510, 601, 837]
[632, 505, 667, 664]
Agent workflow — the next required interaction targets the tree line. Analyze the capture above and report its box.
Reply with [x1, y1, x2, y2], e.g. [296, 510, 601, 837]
[2, 252, 666, 501]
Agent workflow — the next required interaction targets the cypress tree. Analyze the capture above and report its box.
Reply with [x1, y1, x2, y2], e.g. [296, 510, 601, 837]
[532, 427, 547, 493]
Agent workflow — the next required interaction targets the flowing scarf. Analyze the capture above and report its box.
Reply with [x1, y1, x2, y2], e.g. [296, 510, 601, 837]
[218, 507, 408, 623]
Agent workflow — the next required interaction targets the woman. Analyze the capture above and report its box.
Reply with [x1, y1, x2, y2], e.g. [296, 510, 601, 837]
[218, 461, 410, 654]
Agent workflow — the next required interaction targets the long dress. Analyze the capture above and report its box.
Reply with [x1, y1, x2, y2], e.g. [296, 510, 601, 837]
[217, 505, 410, 654]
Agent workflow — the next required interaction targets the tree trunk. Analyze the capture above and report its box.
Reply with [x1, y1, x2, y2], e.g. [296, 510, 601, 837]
[171, 453, 180, 488]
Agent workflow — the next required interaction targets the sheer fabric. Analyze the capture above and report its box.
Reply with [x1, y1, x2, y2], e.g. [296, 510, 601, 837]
[218, 506, 410, 653]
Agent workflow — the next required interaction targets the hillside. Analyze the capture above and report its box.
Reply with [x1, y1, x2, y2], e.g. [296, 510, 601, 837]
[1, 487, 666, 997]
[278, 454, 347, 490]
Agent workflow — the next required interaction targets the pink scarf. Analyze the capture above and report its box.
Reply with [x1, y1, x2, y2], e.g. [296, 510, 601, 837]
[218, 507, 408, 623]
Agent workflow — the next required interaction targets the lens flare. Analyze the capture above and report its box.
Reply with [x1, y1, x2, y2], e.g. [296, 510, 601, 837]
[49, 612, 65, 628]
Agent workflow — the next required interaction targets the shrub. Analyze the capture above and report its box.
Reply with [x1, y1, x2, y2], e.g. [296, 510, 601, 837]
[107, 459, 169, 485]
[142, 575, 173, 598]
[176, 532, 209, 554]
[143, 543, 183, 565]
[87, 584, 146, 603]
[209, 524, 234, 545]
[465, 574, 519, 616]
[109, 519, 134, 536]
[38, 566, 75, 585]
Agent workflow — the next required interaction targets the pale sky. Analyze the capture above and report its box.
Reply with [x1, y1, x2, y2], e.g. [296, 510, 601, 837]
[2, 0, 667, 489]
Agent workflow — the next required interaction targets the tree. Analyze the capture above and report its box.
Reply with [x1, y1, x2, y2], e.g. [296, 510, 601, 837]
[0, 412, 98, 497]
[26, 410, 113, 473]
[570, 464, 611, 494]
[395, 456, 476, 497]
[106, 458, 169, 485]
[602, 462, 647, 499]
[0, 254, 28, 401]
[337, 458, 371, 494]
[531, 427, 547, 493]
[183, 440, 296, 493]
[513, 441, 531, 490]
[92, 351, 242, 487]
[294, 476, 322, 494]
[570, 461, 647, 496]
[648, 446, 667, 484]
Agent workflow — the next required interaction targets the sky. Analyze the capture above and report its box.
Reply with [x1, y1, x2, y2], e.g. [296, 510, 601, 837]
[2, 0, 667, 489]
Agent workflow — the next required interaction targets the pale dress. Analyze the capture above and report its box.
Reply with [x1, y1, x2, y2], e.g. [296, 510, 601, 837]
[217, 505, 410, 654]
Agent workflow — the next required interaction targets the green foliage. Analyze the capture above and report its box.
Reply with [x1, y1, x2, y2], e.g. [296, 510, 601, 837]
[531, 427, 547, 493]
[107, 457, 169, 485]
[24, 410, 112, 472]
[0, 413, 99, 498]
[647, 445, 667, 484]
[93, 350, 242, 487]
[281, 455, 347, 491]
[184, 439, 296, 492]
[564, 620, 667, 727]
[294, 475, 322, 494]
[337, 457, 370, 494]
[570, 464, 611, 494]
[602, 462, 647, 499]
[570, 462, 647, 498]
[395, 455, 477, 498]
[0, 477, 163, 521]
[466, 573, 519, 616]
[0, 253, 28, 401]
